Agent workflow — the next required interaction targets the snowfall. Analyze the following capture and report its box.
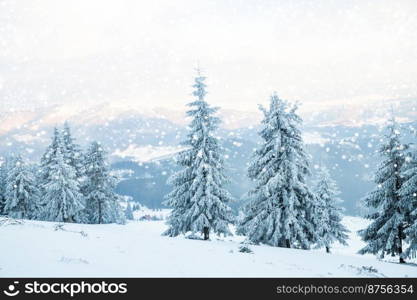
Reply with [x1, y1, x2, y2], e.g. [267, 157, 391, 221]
[1, 210, 416, 278]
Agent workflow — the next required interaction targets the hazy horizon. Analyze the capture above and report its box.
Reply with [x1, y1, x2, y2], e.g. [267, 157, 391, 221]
[1, 0, 417, 116]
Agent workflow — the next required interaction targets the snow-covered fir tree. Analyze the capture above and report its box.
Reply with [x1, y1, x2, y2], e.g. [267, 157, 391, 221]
[312, 166, 349, 253]
[237, 93, 317, 249]
[62, 122, 84, 179]
[0, 156, 17, 215]
[83, 141, 125, 224]
[41, 134, 85, 223]
[358, 117, 409, 263]
[125, 202, 134, 220]
[0, 159, 7, 214]
[37, 127, 62, 219]
[39, 127, 61, 186]
[163, 70, 234, 240]
[399, 136, 417, 258]
[4, 155, 39, 219]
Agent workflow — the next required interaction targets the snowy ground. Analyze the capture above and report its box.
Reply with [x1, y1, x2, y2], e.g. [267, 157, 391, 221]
[0, 216, 416, 277]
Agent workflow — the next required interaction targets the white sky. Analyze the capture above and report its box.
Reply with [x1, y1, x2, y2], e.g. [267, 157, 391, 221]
[0, 0, 417, 113]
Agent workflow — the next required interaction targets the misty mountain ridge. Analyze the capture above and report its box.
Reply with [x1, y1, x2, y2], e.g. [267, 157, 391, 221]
[0, 99, 416, 215]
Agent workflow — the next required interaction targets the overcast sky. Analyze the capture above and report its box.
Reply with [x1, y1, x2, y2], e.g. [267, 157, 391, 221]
[0, 0, 416, 114]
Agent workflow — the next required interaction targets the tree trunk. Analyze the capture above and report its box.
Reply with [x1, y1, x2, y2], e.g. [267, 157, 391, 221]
[326, 246, 330, 253]
[98, 200, 102, 224]
[203, 226, 209, 240]
[285, 239, 291, 248]
[398, 225, 406, 264]
[394, 161, 405, 264]
[65, 216, 74, 223]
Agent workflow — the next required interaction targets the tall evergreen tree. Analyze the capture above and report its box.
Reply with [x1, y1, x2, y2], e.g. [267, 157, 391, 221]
[358, 117, 409, 263]
[0, 156, 16, 214]
[4, 155, 39, 219]
[237, 94, 317, 249]
[39, 127, 61, 186]
[399, 136, 417, 258]
[313, 166, 349, 253]
[83, 141, 125, 224]
[37, 127, 61, 219]
[41, 134, 85, 223]
[62, 122, 84, 179]
[163, 70, 234, 240]
[0, 158, 7, 214]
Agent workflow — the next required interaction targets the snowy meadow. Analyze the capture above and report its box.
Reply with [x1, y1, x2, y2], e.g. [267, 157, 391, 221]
[1, 215, 416, 277]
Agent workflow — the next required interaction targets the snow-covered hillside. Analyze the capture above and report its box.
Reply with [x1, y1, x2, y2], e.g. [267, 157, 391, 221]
[0, 216, 416, 277]
[112, 145, 185, 163]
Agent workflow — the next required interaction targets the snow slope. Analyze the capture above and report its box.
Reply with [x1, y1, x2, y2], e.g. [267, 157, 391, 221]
[112, 145, 184, 163]
[0, 216, 416, 277]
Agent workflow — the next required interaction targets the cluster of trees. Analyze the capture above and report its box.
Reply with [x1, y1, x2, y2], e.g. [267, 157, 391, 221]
[164, 71, 417, 262]
[164, 72, 349, 253]
[125, 202, 135, 220]
[359, 117, 417, 263]
[0, 123, 125, 224]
